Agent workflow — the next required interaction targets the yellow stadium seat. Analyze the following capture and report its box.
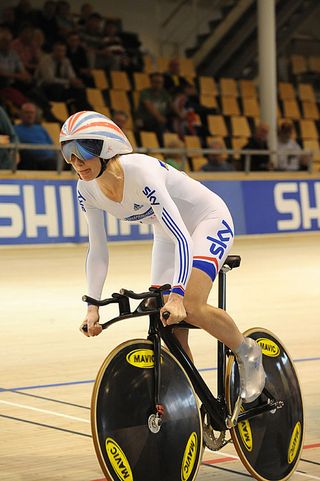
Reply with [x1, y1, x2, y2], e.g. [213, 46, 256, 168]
[278, 82, 296, 100]
[207, 115, 228, 137]
[220, 78, 238, 97]
[50, 102, 68, 122]
[221, 96, 240, 116]
[109, 90, 131, 113]
[282, 99, 301, 119]
[239, 79, 257, 98]
[298, 83, 316, 102]
[231, 116, 251, 138]
[111, 71, 131, 91]
[302, 102, 319, 120]
[92, 69, 108, 90]
[299, 120, 318, 140]
[42, 122, 60, 144]
[133, 72, 151, 91]
[242, 97, 260, 117]
[86, 88, 106, 108]
[199, 76, 217, 96]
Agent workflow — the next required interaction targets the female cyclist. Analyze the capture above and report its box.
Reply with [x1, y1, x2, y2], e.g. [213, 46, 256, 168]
[60, 110, 265, 403]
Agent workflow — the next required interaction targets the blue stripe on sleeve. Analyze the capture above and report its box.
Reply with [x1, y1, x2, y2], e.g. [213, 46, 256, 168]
[162, 208, 189, 285]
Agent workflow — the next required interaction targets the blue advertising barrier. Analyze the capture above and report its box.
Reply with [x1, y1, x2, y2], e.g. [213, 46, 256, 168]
[0, 178, 319, 245]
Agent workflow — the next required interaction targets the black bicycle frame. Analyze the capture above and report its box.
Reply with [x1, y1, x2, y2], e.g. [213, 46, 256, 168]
[83, 262, 278, 433]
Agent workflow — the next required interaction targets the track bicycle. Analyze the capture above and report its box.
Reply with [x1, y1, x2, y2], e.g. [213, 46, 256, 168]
[83, 255, 304, 481]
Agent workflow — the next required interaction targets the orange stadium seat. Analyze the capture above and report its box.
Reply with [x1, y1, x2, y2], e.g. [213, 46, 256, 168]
[299, 120, 318, 140]
[221, 96, 240, 116]
[92, 69, 109, 90]
[242, 97, 260, 117]
[50, 102, 68, 122]
[111, 71, 131, 91]
[220, 78, 238, 97]
[239, 79, 257, 98]
[231, 116, 251, 138]
[207, 115, 229, 137]
[298, 83, 316, 102]
[109, 90, 131, 113]
[282, 99, 301, 119]
[86, 88, 106, 109]
[302, 101, 319, 120]
[279, 82, 296, 100]
[199, 76, 217, 96]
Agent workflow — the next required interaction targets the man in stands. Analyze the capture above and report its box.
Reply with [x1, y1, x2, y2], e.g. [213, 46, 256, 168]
[137, 72, 171, 145]
[14, 102, 57, 170]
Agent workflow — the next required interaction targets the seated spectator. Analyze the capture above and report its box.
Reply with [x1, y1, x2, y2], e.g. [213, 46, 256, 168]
[14, 102, 57, 170]
[0, 104, 19, 169]
[77, 3, 95, 27]
[165, 138, 187, 170]
[55, 1, 76, 39]
[240, 122, 272, 171]
[136, 72, 171, 145]
[78, 12, 105, 69]
[101, 20, 132, 71]
[0, 7, 20, 37]
[0, 26, 33, 107]
[113, 110, 130, 132]
[66, 31, 94, 87]
[32, 1, 59, 51]
[163, 58, 188, 94]
[0, 26, 57, 121]
[11, 23, 41, 74]
[35, 41, 92, 112]
[277, 121, 308, 171]
[201, 140, 235, 172]
[171, 83, 208, 140]
[13, 0, 35, 32]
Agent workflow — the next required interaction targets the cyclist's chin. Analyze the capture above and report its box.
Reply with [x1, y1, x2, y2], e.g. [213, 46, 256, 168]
[78, 168, 95, 180]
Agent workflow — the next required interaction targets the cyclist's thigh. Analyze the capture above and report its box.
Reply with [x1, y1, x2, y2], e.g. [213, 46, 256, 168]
[191, 213, 234, 284]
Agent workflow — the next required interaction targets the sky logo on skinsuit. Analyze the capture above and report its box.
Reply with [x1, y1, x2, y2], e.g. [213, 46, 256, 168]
[142, 186, 160, 205]
[77, 190, 86, 212]
[206, 219, 234, 259]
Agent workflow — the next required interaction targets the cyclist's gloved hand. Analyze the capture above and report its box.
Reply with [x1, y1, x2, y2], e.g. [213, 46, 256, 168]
[161, 293, 186, 326]
[80, 305, 102, 337]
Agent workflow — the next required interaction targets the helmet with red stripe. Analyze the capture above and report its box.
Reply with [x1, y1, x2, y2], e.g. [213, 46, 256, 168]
[59, 110, 133, 160]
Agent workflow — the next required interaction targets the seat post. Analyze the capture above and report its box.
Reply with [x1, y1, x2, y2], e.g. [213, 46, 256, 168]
[217, 265, 230, 399]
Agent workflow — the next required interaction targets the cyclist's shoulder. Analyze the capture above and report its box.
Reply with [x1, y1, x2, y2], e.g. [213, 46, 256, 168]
[120, 153, 167, 178]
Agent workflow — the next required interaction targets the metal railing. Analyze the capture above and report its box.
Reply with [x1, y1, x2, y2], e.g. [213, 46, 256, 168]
[0, 142, 316, 175]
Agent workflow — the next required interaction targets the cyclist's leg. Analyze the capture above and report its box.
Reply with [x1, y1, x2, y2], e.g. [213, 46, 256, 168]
[151, 224, 193, 359]
[184, 215, 265, 402]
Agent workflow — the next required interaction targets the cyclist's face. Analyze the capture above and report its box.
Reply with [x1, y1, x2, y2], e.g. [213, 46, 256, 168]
[70, 154, 101, 180]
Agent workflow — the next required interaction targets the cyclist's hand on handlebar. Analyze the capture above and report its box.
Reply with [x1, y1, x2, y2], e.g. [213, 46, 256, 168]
[80, 306, 102, 337]
[161, 293, 186, 326]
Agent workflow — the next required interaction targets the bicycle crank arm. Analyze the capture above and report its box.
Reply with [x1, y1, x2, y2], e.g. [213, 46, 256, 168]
[226, 395, 242, 428]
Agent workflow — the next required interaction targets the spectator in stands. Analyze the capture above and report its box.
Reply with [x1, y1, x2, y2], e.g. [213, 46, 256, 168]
[11, 23, 40, 74]
[201, 140, 235, 172]
[163, 58, 188, 94]
[66, 31, 94, 87]
[78, 12, 105, 69]
[113, 110, 129, 131]
[33, 1, 59, 51]
[14, 102, 57, 170]
[35, 41, 92, 112]
[101, 20, 130, 71]
[240, 122, 272, 171]
[171, 83, 208, 140]
[165, 138, 187, 170]
[0, 7, 20, 37]
[78, 3, 94, 27]
[0, 28, 32, 106]
[277, 121, 308, 171]
[13, 0, 35, 32]
[136, 72, 171, 145]
[0, 27, 60, 122]
[0, 104, 19, 169]
[55, 0, 76, 39]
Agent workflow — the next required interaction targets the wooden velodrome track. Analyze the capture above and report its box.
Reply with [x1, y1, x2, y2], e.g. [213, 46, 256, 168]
[1, 231, 319, 481]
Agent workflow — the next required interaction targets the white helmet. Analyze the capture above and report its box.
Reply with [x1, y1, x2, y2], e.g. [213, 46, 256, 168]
[59, 110, 133, 162]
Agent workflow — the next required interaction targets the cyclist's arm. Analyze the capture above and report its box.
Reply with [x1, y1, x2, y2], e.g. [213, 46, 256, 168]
[135, 165, 193, 297]
[77, 185, 109, 300]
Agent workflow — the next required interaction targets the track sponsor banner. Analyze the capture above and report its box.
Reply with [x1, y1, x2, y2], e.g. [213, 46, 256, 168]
[0, 178, 319, 245]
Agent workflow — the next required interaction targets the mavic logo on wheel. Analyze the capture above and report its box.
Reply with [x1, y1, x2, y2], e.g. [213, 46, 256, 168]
[105, 438, 133, 481]
[238, 417, 253, 452]
[257, 338, 280, 357]
[126, 349, 163, 368]
[181, 432, 198, 481]
[288, 422, 302, 464]
[206, 220, 234, 260]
